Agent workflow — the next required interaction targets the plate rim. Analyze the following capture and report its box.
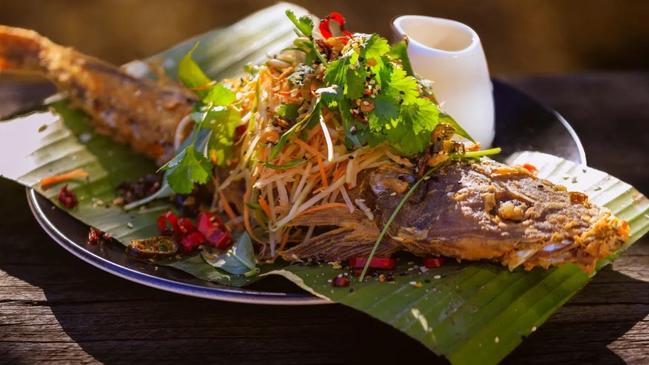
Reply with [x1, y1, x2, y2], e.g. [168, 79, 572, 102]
[25, 80, 586, 306]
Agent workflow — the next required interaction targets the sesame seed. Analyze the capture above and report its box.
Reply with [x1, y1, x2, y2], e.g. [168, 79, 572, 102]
[494, 336, 500, 344]
[434, 275, 441, 279]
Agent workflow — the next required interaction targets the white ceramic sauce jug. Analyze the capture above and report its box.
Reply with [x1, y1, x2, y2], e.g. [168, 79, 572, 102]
[392, 16, 495, 147]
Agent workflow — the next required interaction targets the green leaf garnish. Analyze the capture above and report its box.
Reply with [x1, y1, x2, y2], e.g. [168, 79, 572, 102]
[178, 43, 212, 95]
[285, 10, 313, 37]
[162, 145, 212, 194]
[275, 103, 299, 121]
[389, 39, 414, 76]
[203, 83, 236, 106]
[201, 232, 259, 276]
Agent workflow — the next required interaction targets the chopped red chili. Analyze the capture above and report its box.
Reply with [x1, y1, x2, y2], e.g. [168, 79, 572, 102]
[155, 210, 232, 253]
[157, 211, 178, 236]
[332, 274, 350, 287]
[87, 227, 111, 245]
[197, 212, 232, 250]
[180, 231, 206, 253]
[348, 256, 396, 270]
[423, 257, 446, 268]
[176, 217, 196, 236]
[57, 185, 78, 209]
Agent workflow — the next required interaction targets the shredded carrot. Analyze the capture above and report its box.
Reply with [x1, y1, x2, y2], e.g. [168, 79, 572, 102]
[260, 129, 280, 144]
[258, 195, 272, 218]
[278, 66, 295, 79]
[294, 138, 326, 160]
[40, 169, 88, 189]
[315, 153, 329, 187]
[277, 229, 291, 253]
[301, 203, 347, 216]
[219, 191, 238, 222]
[333, 162, 347, 181]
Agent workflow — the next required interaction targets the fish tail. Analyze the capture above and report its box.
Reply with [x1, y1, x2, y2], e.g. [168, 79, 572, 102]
[0, 25, 49, 72]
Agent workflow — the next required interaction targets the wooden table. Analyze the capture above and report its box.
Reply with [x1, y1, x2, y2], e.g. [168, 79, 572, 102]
[0, 72, 647, 364]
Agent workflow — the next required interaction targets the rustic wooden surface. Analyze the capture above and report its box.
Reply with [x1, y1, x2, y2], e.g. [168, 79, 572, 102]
[0, 72, 647, 364]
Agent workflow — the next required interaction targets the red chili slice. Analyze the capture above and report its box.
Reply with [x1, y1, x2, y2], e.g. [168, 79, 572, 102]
[348, 257, 396, 270]
[197, 212, 232, 250]
[423, 257, 446, 268]
[157, 211, 178, 236]
[180, 231, 206, 253]
[176, 217, 196, 236]
[332, 275, 350, 287]
[319, 11, 352, 42]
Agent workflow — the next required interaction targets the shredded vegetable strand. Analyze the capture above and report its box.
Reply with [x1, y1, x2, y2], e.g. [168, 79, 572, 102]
[319, 115, 334, 162]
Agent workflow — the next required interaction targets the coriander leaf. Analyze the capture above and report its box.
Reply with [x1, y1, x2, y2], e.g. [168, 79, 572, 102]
[389, 39, 415, 77]
[363, 35, 390, 64]
[338, 99, 368, 148]
[380, 98, 440, 156]
[385, 66, 419, 104]
[407, 98, 440, 135]
[204, 84, 236, 106]
[324, 58, 347, 86]
[383, 125, 429, 156]
[165, 145, 212, 194]
[275, 103, 299, 121]
[345, 66, 367, 99]
[369, 94, 399, 131]
[178, 43, 211, 96]
[285, 10, 313, 37]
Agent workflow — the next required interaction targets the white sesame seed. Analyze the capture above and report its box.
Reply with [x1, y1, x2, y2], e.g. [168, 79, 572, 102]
[494, 336, 500, 344]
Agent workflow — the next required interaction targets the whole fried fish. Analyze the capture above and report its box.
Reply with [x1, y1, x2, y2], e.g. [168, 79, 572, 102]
[283, 160, 629, 272]
[0, 25, 193, 164]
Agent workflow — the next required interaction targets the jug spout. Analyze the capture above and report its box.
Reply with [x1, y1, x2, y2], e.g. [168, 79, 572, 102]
[392, 16, 495, 147]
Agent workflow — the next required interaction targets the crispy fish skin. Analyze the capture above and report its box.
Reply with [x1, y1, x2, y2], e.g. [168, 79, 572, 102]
[0, 25, 195, 164]
[282, 159, 629, 272]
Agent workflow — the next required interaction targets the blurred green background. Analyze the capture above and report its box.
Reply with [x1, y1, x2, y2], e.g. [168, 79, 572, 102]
[1, 0, 648, 75]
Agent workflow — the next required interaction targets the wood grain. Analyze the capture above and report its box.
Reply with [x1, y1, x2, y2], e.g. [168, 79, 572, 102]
[0, 73, 647, 364]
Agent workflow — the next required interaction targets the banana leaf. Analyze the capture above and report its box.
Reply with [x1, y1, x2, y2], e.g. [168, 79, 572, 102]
[0, 3, 648, 364]
[268, 151, 649, 364]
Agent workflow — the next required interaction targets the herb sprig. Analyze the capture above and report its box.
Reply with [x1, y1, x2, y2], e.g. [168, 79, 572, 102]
[159, 43, 241, 194]
[283, 10, 475, 157]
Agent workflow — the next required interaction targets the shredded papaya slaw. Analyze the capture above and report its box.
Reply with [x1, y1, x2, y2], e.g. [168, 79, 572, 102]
[210, 52, 402, 259]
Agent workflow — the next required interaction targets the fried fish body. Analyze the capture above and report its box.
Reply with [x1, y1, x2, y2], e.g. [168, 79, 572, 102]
[0, 25, 194, 164]
[283, 159, 629, 272]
